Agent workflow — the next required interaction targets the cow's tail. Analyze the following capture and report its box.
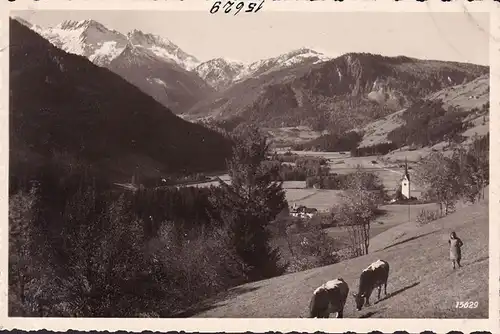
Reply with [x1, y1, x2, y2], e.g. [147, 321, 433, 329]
[384, 261, 390, 282]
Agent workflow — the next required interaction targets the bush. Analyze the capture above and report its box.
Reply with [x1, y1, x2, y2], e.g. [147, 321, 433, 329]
[416, 209, 442, 226]
[8, 177, 248, 317]
[285, 226, 339, 273]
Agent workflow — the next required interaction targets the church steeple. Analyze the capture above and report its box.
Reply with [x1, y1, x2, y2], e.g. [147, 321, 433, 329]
[401, 156, 411, 199]
[403, 157, 410, 182]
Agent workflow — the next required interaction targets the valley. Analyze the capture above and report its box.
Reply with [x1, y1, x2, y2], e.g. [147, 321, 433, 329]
[9, 13, 490, 320]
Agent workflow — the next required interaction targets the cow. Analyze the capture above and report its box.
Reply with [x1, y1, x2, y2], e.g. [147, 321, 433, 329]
[309, 278, 349, 318]
[352, 259, 390, 311]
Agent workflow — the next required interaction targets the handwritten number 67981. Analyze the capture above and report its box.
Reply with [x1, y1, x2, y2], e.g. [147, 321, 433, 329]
[210, 0, 264, 15]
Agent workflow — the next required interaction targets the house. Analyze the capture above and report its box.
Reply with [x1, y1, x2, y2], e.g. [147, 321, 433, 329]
[290, 203, 318, 219]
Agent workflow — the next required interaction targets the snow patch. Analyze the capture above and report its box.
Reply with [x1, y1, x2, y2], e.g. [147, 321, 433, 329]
[90, 41, 125, 65]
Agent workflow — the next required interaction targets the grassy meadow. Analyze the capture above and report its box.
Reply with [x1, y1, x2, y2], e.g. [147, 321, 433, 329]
[187, 191, 488, 318]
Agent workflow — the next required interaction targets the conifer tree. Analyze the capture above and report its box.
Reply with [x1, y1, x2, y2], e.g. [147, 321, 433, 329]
[211, 124, 288, 281]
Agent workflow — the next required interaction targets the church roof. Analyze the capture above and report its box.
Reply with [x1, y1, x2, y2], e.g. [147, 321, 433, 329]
[402, 172, 410, 182]
[402, 158, 410, 181]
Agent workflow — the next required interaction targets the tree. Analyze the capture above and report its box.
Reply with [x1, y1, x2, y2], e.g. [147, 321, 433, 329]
[210, 124, 288, 281]
[333, 169, 383, 256]
[416, 136, 489, 216]
[469, 133, 489, 200]
[9, 185, 48, 316]
[414, 152, 460, 215]
[335, 189, 380, 256]
[449, 147, 481, 204]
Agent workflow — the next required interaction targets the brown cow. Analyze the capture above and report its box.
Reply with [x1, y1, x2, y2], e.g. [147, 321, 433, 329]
[309, 278, 349, 318]
[352, 259, 390, 311]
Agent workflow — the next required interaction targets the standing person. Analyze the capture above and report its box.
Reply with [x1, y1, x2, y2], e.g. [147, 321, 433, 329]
[448, 231, 464, 269]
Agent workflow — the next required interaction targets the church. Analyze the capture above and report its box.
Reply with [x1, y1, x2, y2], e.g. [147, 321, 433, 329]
[401, 161, 411, 199]
[391, 159, 414, 202]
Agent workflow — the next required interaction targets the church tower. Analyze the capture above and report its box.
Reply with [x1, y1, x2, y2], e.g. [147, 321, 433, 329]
[401, 158, 411, 199]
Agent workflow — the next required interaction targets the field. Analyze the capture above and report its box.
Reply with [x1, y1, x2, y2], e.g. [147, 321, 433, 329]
[186, 151, 434, 262]
[324, 202, 437, 242]
[188, 152, 427, 248]
[184, 191, 488, 318]
[264, 126, 326, 147]
[177, 148, 489, 319]
[190, 151, 423, 198]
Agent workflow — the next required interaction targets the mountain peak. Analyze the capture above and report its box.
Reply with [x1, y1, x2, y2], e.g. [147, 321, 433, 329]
[127, 29, 173, 48]
[124, 29, 200, 70]
[56, 19, 108, 32]
[113, 43, 159, 65]
[287, 47, 319, 55]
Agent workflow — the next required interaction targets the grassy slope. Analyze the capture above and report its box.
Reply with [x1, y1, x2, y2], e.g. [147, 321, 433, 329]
[189, 192, 488, 318]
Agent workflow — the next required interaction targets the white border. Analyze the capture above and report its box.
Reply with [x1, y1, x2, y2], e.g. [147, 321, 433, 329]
[0, 1, 498, 333]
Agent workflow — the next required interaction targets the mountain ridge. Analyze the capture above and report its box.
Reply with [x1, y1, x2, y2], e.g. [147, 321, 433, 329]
[15, 17, 489, 129]
[14, 17, 212, 114]
[15, 17, 336, 96]
[186, 52, 488, 131]
[9, 18, 232, 184]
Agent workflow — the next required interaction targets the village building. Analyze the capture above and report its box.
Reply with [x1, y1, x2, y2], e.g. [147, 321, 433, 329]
[389, 159, 414, 203]
[401, 161, 411, 199]
[290, 203, 318, 219]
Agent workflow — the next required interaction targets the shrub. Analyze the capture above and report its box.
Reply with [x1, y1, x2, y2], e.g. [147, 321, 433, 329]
[285, 227, 339, 273]
[416, 209, 442, 226]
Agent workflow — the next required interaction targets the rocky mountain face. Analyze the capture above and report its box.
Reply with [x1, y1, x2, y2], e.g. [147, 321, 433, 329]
[106, 42, 214, 113]
[15, 17, 488, 133]
[187, 53, 488, 132]
[16, 17, 334, 95]
[15, 17, 212, 114]
[195, 58, 246, 91]
[194, 48, 332, 91]
[9, 18, 232, 182]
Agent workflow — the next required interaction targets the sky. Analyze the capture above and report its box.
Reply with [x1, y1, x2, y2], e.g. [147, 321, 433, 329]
[13, 10, 490, 65]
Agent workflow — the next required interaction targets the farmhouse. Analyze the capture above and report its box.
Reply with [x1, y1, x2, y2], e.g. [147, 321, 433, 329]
[290, 203, 318, 219]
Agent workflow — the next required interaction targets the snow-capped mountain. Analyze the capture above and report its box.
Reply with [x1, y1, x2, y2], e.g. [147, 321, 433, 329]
[34, 19, 130, 66]
[15, 17, 210, 113]
[107, 43, 213, 113]
[195, 58, 246, 91]
[15, 16, 334, 111]
[242, 47, 332, 79]
[127, 29, 200, 70]
[195, 48, 332, 91]
[19, 18, 201, 70]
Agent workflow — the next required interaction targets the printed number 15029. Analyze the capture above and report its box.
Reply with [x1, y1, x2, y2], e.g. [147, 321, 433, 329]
[210, 0, 264, 15]
[455, 301, 479, 309]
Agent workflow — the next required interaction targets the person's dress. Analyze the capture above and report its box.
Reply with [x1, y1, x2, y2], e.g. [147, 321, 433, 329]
[449, 238, 463, 261]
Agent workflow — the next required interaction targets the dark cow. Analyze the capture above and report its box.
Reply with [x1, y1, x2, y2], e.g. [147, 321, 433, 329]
[352, 259, 390, 311]
[309, 278, 349, 318]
